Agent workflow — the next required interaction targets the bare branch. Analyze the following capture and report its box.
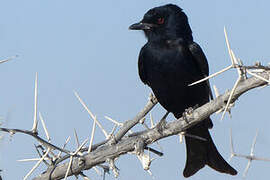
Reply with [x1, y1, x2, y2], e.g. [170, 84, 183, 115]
[0, 127, 71, 154]
[33, 71, 269, 180]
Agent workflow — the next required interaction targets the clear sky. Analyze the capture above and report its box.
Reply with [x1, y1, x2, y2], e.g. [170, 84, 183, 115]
[0, 0, 270, 179]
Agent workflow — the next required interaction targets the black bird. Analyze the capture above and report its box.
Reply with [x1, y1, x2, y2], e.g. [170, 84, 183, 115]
[129, 4, 237, 177]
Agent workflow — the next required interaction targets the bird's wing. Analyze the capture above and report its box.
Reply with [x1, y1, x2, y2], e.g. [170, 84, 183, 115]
[188, 42, 213, 100]
[188, 42, 209, 76]
[138, 45, 148, 85]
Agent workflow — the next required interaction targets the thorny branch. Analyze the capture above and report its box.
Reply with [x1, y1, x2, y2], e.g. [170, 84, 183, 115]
[229, 129, 270, 178]
[31, 69, 269, 180]
[1, 31, 270, 179]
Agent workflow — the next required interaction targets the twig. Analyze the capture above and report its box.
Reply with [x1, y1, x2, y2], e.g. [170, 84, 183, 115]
[0, 127, 70, 154]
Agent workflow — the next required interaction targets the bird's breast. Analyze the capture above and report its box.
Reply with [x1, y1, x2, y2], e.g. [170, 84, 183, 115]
[143, 44, 207, 114]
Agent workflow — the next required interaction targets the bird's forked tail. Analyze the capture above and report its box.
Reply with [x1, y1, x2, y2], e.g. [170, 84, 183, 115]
[183, 121, 237, 177]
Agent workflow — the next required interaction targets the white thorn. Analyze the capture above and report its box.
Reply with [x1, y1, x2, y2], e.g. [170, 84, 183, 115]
[228, 129, 235, 162]
[189, 65, 233, 86]
[93, 167, 102, 176]
[109, 124, 117, 136]
[224, 27, 235, 65]
[23, 148, 50, 180]
[104, 116, 135, 134]
[104, 116, 123, 127]
[17, 158, 50, 162]
[32, 73, 38, 133]
[88, 120, 96, 153]
[213, 85, 220, 98]
[64, 156, 73, 180]
[251, 156, 270, 162]
[246, 70, 270, 84]
[230, 50, 238, 65]
[72, 138, 88, 156]
[39, 112, 50, 142]
[250, 130, 259, 156]
[147, 169, 153, 176]
[74, 91, 109, 138]
[74, 129, 80, 148]
[137, 151, 152, 170]
[230, 129, 234, 154]
[57, 136, 71, 158]
[230, 50, 243, 77]
[243, 159, 252, 178]
[150, 113, 154, 128]
[221, 76, 241, 121]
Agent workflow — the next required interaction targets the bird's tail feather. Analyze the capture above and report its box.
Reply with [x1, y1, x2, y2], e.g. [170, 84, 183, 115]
[183, 121, 237, 177]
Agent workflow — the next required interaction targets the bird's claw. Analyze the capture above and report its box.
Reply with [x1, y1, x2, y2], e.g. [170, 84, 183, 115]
[182, 106, 197, 123]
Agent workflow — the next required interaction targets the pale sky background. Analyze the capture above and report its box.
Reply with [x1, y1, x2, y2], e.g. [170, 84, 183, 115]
[0, 0, 270, 179]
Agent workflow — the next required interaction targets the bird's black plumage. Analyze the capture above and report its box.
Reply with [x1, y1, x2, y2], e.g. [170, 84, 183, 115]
[130, 4, 237, 177]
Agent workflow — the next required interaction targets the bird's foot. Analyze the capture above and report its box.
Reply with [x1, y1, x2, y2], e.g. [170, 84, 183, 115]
[182, 105, 198, 123]
[148, 93, 156, 104]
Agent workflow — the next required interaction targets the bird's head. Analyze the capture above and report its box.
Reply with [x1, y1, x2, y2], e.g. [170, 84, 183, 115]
[129, 4, 193, 42]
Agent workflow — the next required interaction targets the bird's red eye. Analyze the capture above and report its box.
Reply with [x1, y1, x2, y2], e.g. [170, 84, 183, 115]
[157, 17, 164, 25]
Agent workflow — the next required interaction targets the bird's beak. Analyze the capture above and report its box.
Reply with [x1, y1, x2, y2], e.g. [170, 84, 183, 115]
[129, 22, 155, 30]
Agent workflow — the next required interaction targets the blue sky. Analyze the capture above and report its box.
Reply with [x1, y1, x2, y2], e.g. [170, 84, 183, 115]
[0, 0, 270, 179]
